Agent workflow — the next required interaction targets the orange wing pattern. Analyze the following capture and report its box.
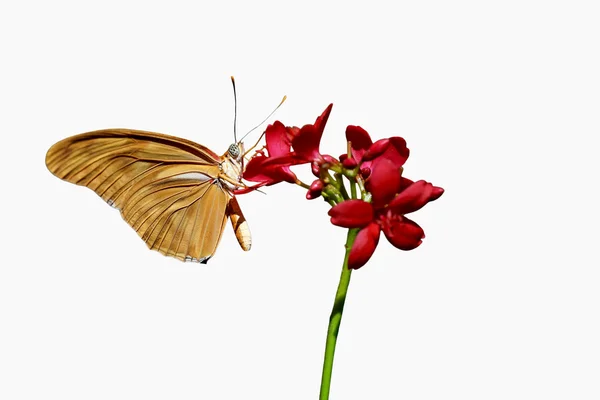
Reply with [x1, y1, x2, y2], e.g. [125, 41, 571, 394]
[46, 129, 233, 262]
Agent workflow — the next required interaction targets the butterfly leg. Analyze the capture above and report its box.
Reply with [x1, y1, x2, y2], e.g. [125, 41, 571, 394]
[243, 130, 266, 157]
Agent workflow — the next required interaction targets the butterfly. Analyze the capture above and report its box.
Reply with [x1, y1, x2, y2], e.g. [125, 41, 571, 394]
[45, 78, 282, 264]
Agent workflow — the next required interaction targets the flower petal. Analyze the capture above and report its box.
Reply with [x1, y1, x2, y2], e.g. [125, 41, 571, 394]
[375, 136, 409, 167]
[328, 200, 374, 228]
[348, 223, 381, 270]
[243, 155, 270, 180]
[291, 104, 333, 161]
[265, 121, 292, 157]
[292, 125, 321, 161]
[399, 176, 414, 191]
[243, 154, 297, 184]
[261, 153, 309, 168]
[388, 180, 445, 215]
[286, 126, 300, 141]
[345, 125, 373, 163]
[381, 215, 425, 251]
[314, 103, 333, 134]
[365, 158, 402, 209]
[362, 138, 389, 161]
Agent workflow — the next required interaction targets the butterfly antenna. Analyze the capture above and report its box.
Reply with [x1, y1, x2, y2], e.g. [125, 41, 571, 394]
[239, 95, 287, 143]
[231, 76, 238, 143]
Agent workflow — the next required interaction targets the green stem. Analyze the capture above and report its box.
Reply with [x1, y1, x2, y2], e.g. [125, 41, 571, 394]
[295, 179, 311, 190]
[319, 228, 359, 400]
[334, 173, 350, 200]
[349, 178, 357, 200]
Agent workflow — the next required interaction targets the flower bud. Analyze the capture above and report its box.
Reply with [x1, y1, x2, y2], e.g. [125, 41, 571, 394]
[339, 154, 348, 162]
[310, 179, 324, 191]
[306, 179, 324, 200]
[342, 157, 357, 169]
[360, 166, 371, 179]
[311, 162, 320, 177]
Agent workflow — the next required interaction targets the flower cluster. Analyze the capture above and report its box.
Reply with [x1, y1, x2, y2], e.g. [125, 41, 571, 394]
[242, 104, 443, 269]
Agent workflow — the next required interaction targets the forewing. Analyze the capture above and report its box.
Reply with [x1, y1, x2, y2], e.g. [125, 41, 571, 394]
[46, 129, 222, 209]
[46, 129, 231, 262]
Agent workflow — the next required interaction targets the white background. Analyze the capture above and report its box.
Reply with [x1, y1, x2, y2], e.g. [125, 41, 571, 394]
[1, 1, 599, 399]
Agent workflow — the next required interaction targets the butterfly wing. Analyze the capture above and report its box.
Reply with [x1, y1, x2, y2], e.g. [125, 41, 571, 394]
[124, 178, 230, 263]
[46, 129, 232, 262]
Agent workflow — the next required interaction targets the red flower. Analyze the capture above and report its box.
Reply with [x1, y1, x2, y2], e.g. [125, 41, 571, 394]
[243, 121, 298, 187]
[346, 125, 409, 180]
[244, 104, 337, 196]
[260, 104, 336, 170]
[328, 159, 443, 269]
[243, 102, 443, 269]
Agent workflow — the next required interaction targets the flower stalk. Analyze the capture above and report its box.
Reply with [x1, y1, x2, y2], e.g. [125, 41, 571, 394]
[319, 227, 359, 400]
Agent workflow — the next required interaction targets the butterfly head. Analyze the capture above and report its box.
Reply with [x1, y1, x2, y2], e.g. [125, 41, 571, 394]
[221, 141, 245, 187]
[228, 143, 241, 160]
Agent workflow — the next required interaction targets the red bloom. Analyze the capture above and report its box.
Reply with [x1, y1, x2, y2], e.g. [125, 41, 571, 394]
[328, 159, 443, 269]
[346, 125, 409, 180]
[243, 102, 442, 269]
[243, 121, 298, 187]
[261, 104, 336, 170]
[244, 104, 338, 195]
